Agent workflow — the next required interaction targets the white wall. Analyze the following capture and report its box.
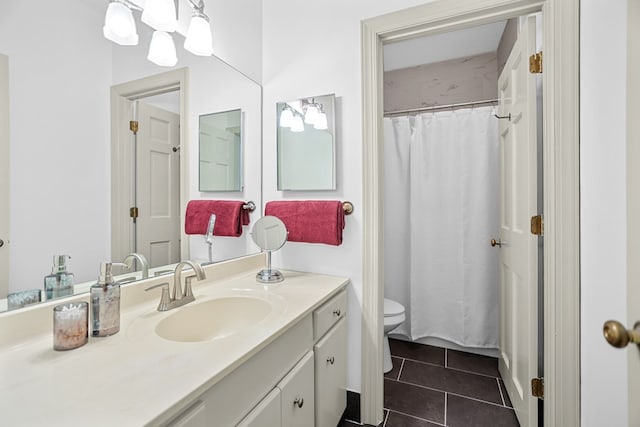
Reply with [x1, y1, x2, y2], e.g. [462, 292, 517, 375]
[580, 0, 629, 425]
[111, 24, 262, 264]
[262, 0, 432, 393]
[0, 0, 112, 290]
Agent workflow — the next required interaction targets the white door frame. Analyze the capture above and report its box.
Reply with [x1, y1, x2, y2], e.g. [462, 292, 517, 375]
[360, 0, 580, 426]
[0, 53, 9, 298]
[111, 68, 189, 263]
[627, 1, 640, 423]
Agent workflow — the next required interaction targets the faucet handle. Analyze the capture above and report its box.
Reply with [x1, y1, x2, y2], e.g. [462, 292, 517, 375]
[183, 274, 199, 298]
[145, 282, 171, 311]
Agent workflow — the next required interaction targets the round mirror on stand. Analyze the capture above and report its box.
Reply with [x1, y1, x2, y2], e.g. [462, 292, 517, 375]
[251, 216, 288, 283]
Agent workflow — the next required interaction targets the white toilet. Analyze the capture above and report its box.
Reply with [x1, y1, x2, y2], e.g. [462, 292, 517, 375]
[383, 298, 406, 373]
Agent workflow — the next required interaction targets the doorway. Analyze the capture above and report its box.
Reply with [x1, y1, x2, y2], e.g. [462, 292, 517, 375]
[360, 1, 579, 426]
[380, 15, 541, 426]
[110, 68, 189, 268]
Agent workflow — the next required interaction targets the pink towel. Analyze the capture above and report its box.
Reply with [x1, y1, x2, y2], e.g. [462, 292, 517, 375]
[185, 200, 250, 237]
[264, 200, 345, 246]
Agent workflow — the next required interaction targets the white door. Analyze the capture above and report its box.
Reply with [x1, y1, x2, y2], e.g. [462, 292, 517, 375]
[136, 101, 181, 268]
[0, 53, 9, 298]
[497, 16, 538, 427]
[199, 124, 239, 191]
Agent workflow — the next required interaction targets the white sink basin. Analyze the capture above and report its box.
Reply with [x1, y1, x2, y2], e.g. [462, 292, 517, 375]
[155, 296, 273, 343]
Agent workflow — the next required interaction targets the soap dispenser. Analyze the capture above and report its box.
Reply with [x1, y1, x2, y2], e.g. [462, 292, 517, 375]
[91, 262, 125, 337]
[44, 255, 74, 300]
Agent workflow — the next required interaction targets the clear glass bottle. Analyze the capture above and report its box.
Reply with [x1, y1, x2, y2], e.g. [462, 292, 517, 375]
[44, 255, 74, 300]
[90, 262, 125, 337]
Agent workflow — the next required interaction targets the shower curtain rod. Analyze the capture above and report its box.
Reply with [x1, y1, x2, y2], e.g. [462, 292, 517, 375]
[383, 98, 499, 117]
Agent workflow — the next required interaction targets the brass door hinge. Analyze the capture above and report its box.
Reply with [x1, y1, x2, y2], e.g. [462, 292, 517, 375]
[129, 120, 139, 134]
[529, 52, 543, 73]
[531, 215, 544, 236]
[130, 207, 139, 219]
[531, 377, 544, 399]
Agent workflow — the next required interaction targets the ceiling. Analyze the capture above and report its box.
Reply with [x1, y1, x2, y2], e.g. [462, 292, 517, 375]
[383, 21, 508, 71]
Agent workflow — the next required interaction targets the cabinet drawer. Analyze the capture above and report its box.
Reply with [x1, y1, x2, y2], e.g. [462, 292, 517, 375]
[313, 290, 346, 341]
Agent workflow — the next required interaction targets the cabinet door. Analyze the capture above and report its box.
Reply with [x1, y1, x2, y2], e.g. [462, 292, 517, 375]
[237, 388, 281, 427]
[314, 317, 347, 427]
[277, 351, 315, 427]
[167, 401, 206, 427]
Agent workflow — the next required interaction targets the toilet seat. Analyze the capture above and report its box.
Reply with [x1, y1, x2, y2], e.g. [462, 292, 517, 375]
[384, 298, 405, 317]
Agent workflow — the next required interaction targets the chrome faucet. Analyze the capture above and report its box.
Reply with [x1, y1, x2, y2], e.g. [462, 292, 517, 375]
[145, 260, 206, 311]
[123, 252, 149, 279]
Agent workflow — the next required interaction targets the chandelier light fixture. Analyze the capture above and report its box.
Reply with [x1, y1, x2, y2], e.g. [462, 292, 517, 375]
[102, 0, 214, 66]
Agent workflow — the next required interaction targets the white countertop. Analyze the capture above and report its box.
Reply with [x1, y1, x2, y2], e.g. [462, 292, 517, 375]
[0, 263, 348, 426]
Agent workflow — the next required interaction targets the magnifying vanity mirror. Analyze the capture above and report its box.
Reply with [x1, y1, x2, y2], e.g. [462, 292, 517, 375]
[251, 216, 288, 283]
[199, 109, 243, 192]
[276, 94, 336, 191]
[0, 2, 262, 313]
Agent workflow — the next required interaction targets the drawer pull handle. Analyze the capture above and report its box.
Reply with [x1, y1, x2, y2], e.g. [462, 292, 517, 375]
[294, 397, 304, 408]
[327, 356, 335, 365]
[333, 309, 341, 317]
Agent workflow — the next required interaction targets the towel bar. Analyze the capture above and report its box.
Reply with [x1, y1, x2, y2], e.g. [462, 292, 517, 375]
[343, 201, 354, 215]
[242, 201, 256, 212]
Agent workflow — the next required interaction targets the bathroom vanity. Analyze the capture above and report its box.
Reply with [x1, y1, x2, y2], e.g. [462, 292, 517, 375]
[0, 254, 349, 426]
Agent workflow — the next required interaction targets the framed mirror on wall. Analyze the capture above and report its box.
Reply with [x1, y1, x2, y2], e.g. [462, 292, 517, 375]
[276, 93, 336, 191]
[199, 109, 243, 192]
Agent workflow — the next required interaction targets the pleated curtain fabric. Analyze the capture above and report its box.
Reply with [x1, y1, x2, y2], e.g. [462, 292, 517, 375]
[383, 106, 499, 349]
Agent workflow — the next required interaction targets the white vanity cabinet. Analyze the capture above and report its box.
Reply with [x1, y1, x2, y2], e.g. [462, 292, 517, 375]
[165, 288, 347, 427]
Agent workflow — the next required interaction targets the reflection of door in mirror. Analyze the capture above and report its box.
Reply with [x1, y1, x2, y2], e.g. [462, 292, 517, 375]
[136, 97, 181, 269]
[0, 53, 9, 297]
[111, 75, 185, 271]
[199, 109, 242, 192]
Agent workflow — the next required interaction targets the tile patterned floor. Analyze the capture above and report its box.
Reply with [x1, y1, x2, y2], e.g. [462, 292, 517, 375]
[382, 339, 519, 427]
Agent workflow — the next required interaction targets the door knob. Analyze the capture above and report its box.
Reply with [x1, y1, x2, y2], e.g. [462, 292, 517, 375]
[603, 320, 640, 348]
[0, 239, 4, 248]
[490, 238, 502, 247]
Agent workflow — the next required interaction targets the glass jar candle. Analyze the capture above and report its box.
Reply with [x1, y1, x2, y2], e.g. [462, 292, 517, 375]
[53, 302, 89, 351]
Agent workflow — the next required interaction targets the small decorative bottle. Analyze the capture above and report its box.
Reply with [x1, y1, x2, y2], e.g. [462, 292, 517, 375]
[90, 262, 125, 337]
[44, 255, 74, 300]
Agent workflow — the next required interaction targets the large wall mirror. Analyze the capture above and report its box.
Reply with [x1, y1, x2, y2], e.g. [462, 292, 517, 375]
[199, 109, 243, 192]
[0, 2, 262, 312]
[276, 94, 336, 191]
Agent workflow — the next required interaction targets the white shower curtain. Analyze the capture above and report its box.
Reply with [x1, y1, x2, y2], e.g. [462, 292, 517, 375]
[383, 106, 499, 348]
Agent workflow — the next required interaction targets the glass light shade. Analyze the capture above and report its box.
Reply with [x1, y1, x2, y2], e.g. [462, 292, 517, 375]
[279, 108, 294, 128]
[304, 104, 320, 125]
[313, 112, 328, 130]
[147, 31, 178, 67]
[184, 14, 213, 56]
[141, 0, 177, 32]
[103, 1, 139, 46]
[290, 115, 305, 132]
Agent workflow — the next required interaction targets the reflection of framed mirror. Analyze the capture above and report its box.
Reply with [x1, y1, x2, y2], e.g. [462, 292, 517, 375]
[199, 109, 243, 192]
[277, 94, 336, 191]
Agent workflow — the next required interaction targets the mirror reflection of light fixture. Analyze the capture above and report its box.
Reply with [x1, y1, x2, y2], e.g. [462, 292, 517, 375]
[184, 1, 213, 56]
[279, 106, 294, 128]
[314, 106, 328, 130]
[103, 0, 139, 46]
[147, 31, 178, 67]
[290, 114, 305, 133]
[141, 0, 177, 32]
[304, 103, 320, 125]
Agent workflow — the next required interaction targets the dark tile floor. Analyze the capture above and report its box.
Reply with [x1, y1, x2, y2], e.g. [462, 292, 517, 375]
[382, 339, 519, 427]
[339, 339, 520, 427]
